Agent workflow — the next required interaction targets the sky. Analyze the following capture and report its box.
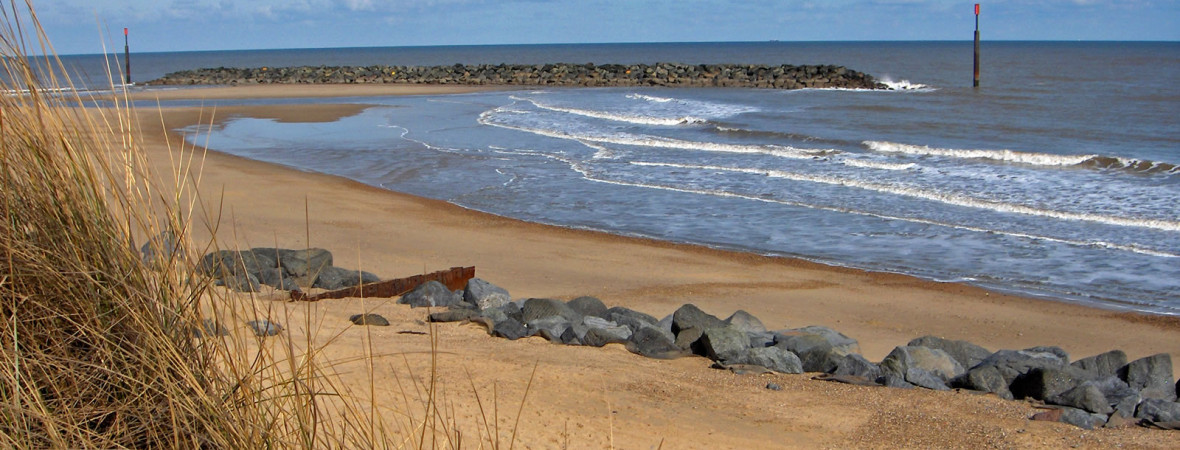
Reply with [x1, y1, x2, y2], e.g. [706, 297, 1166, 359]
[23, 0, 1180, 55]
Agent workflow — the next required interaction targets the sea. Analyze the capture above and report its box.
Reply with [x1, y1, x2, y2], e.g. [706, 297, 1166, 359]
[51, 41, 1180, 315]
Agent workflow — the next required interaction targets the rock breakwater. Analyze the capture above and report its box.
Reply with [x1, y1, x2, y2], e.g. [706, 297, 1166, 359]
[147, 62, 886, 90]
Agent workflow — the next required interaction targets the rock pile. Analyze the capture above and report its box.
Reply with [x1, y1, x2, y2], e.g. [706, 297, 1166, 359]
[200, 247, 379, 292]
[147, 62, 886, 90]
[421, 277, 1180, 431]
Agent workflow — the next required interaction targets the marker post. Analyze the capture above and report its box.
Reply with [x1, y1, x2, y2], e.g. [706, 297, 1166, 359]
[124, 28, 131, 85]
[973, 4, 980, 87]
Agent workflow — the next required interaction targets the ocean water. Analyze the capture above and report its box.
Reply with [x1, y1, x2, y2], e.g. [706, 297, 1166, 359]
[74, 41, 1179, 314]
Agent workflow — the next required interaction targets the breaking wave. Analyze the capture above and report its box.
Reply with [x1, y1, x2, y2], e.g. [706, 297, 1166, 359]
[865, 141, 1178, 175]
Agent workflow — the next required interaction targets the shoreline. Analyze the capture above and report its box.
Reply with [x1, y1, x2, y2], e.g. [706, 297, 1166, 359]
[129, 84, 1178, 447]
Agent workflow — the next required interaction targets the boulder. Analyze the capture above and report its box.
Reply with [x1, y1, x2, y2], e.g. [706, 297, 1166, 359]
[398, 281, 461, 308]
[773, 329, 857, 373]
[259, 247, 332, 280]
[491, 318, 532, 340]
[1136, 399, 1180, 423]
[906, 336, 991, 370]
[964, 347, 1069, 388]
[583, 325, 632, 347]
[521, 298, 581, 323]
[429, 309, 480, 323]
[776, 326, 859, 353]
[257, 267, 300, 291]
[201, 250, 265, 278]
[559, 327, 582, 346]
[313, 266, 378, 290]
[728, 346, 803, 374]
[1119, 353, 1176, 401]
[605, 306, 659, 331]
[190, 319, 229, 338]
[224, 272, 261, 292]
[698, 326, 751, 361]
[480, 302, 523, 324]
[349, 313, 390, 326]
[748, 332, 775, 349]
[832, 354, 882, 382]
[724, 310, 767, 334]
[671, 304, 725, 334]
[626, 324, 682, 359]
[1071, 349, 1127, 379]
[1059, 407, 1106, 430]
[674, 327, 704, 351]
[1048, 384, 1113, 415]
[140, 230, 180, 265]
[582, 316, 617, 330]
[567, 296, 608, 318]
[527, 316, 572, 342]
[247, 319, 282, 337]
[1010, 366, 1091, 401]
[952, 365, 1013, 399]
[880, 346, 965, 391]
[463, 278, 511, 310]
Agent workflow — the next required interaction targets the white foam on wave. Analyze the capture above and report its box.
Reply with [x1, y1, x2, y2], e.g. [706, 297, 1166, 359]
[865, 141, 1095, 167]
[511, 95, 706, 126]
[478, 106, 826, 160]
[630, 161, 1180, 233]
[878, 78, 933, 91]
[839, 158, 917, 171]
[626, 93, 674, 103]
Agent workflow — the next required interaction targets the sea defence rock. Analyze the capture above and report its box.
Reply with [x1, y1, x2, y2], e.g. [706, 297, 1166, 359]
[147, 62, 888, 90]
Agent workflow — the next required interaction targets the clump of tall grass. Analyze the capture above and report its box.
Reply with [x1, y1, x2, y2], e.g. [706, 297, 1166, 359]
[0, 4, 535, 449]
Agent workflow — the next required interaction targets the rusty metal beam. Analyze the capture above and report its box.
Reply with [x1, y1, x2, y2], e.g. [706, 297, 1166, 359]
[290, 266, 475, 302]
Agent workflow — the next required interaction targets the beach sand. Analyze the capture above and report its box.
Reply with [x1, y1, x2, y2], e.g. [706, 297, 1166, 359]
[130, 85, 1179, 448]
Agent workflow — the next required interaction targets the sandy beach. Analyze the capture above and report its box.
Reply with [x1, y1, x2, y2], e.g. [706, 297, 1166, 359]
[129, 84, 1179, 448]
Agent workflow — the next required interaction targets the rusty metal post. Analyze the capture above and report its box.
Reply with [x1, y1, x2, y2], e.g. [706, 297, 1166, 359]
[124, 28, 131, 85]
[973, 4, 980, 88]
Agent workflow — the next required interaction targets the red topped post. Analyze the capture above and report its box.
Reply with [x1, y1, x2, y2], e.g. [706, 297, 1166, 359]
[973, 4, 980, 87]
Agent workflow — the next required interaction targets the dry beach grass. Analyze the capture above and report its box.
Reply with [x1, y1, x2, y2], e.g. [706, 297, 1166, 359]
[3, 4, 1179, 448]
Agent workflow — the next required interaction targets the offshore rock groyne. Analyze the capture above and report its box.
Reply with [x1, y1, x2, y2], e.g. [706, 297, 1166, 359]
[146, 62, 886, 90]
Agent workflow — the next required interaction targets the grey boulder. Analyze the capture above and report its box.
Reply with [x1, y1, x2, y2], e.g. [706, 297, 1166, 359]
[463, 278, 511, 310]
[1119, 353, 1176, 401]
[398, 281, 461, 308]
[906, 335, 992, 371]
[567, 296, 608, 318]
[880, 345, 965, 391]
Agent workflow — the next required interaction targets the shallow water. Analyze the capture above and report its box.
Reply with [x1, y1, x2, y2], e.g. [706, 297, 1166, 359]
[129, 41, 1177, 314]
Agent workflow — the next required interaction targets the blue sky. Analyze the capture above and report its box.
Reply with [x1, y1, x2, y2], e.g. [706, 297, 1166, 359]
[29, 0, 1180, 55]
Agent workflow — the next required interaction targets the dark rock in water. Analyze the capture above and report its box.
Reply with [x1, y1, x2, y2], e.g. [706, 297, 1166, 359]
[313, 266, 378, 290]
[527, 316, 572, 342]
[605, 306, 659, 331]
[140, 230, 180, 265]
[832, 354, 882, 381]
[463, 278, 511, 310]
[257, 267, 300, 291]
[567, 296, 608, 318]
[671, 304, 725, 334]
[724, 310, 767, 334]
[1010, 366, 1091, 401]
[906, 336, 992, 371]
[626, 324, 682, 359]
[191, 319, 229, 338]
[1119, 353, 1177, 401]
[349, 313, 390, 326]
[224, 272, 261, 292]
[729, 346, 803, 374]
[521, 298, 581, 323]
[1048, 384, 1113, 415]
[247, 319, 282, 337]
[880, 346, 963, 391]
[773, 330, 856, 374]
[429, 309, 479, 323]
[583, 326, 632, 347]
[698, 326, 750, 361]
[398, 281, 461, 308]
[1071, 349, 1127, 379]
[492, 318, 532, 340]
[674, 327, 704, 351]
[1136, 399, 1180, 423]
[952, 365, 1014, 400]
[766, 382, 783, 391]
